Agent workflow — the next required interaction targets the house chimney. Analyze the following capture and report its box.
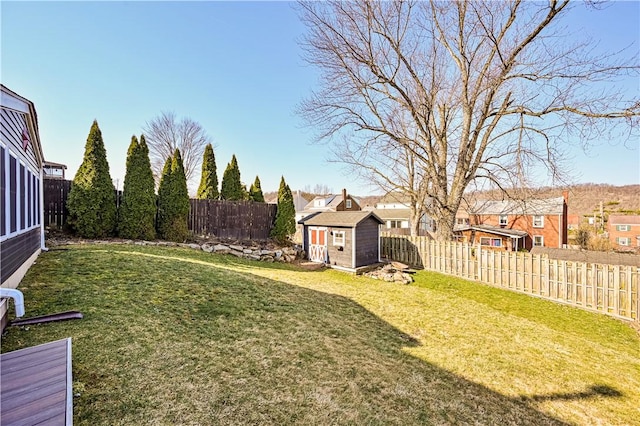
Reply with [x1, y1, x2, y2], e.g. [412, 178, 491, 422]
[342, 188, 347, 204]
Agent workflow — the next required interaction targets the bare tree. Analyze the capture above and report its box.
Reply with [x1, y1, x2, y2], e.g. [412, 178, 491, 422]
[143, 111, 212, 187]
[298, 0, 639, 240]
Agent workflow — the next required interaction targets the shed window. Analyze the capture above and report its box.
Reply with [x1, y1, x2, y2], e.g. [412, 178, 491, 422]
[333, 230, 345, 246]
[480, 237, 502, 247]
[499, 215, 508, 226]
[533, 215, 544, 228]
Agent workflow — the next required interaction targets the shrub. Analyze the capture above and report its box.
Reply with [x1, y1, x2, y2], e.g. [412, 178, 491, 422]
[67, 120, 116, 238]
[157, 149, 190, 242]
[196, 143, 219, 200]
[118, 135, 157, 240]
[270, 176, 296, 243]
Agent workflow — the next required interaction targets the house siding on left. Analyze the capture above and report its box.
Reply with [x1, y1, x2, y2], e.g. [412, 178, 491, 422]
[1, 86, 44, 329]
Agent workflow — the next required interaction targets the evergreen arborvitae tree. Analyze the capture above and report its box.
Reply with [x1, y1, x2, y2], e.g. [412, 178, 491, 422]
[271, 176, 296, 243]
[156, 155, 174, 239]
[118, 135, 157, 240]
[67, 120, 117, 238]
[196, 143, 219, 200]
[220, 154, 244, 201]
[157, 150, 190, 242]
[249, 175, 265, 202]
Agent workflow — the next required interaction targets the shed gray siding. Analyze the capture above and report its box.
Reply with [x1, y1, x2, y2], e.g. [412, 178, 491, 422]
[355, 218, 380, 267]
[326, 226, 354, 268]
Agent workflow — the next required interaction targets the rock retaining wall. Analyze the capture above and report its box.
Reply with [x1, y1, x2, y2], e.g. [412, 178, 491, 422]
[46, 237, 304, 263]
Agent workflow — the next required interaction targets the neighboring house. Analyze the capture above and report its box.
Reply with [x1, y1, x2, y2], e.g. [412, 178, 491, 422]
[43, 160, 67, 179]
[1, 85, 46, 330]
[299, 211, 383, 271]
[608, 214, 640, 251]
[374, 191, 435, 235]
[292, 190, 310, 224]
[456, 194, 568, 251]
[299, 188, 361, 217]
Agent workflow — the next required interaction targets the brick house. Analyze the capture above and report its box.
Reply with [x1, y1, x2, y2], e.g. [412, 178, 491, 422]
[456, 194, 568, 251]
[607, 214, 640, 251]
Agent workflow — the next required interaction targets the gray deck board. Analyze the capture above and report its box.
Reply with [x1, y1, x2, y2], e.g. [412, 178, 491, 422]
[1, 338, 72, 426]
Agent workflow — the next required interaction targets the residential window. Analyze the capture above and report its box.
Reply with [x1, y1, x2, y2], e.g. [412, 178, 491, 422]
[346, 199, 352, 209]
[533, 235, 544, 247]
[617, 237, 631, 246]
[456, 218, 470, 225]
[499, 215, 508, 226]
[533, 215, 544, 228]
[9, 154, 17, 233]
[388, 220, 401, 229]
[480, 237, 502, 247]
[616, 225, 630, 232]
[333, 230, 345, 246]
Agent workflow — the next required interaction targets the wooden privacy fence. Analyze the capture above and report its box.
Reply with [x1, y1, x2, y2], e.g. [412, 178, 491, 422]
[380, 233, 639, 323]
[189, 199, 277, 240]
[43, 179, 72, 229]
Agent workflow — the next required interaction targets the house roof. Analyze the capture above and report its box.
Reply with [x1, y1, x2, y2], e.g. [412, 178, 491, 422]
[372, 208, 411, 221]
[302, 193, 360, 212]
[608, 214, 640, 225]
[1, 84, 44, 166]
[293, 192, 309, 212]
[471, 197, 565, 216]
[299, 211, 383, 227]
[43, 161, 67, 169]
[457, 224, 528, 238]
[378, 191, 410, 205]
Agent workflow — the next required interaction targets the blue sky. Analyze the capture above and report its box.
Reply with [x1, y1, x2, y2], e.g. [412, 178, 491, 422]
[2, 1, 638, 196]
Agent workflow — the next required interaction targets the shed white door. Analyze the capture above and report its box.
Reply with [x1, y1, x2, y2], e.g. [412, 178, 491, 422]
[308, 227, 327, 263]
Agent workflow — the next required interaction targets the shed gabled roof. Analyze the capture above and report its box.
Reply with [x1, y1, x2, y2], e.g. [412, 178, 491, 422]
[299, 211, 383, 227]
[471, 197, 565, 216]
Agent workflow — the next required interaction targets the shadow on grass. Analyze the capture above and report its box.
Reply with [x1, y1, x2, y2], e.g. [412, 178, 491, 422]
[521, 385, 623, 402]
[2, 245, 619, 425]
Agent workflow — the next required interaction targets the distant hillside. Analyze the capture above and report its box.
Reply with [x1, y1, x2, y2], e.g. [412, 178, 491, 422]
[465, 184, 640, 216]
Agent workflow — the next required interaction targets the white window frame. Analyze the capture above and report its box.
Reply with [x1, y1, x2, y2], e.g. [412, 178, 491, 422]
[617, 237, 631, 246]
[480, 237, 502, 247]
[499, 215, 508, 226]
[387, 220, 401, 229]
[0, 142, 41, 243]
[532, 215, 544, 228]
[533, 235, 544, 247]
[333, 230, 345, 246]
[616, 225, 630, 232]
[345, 199, 352, 209]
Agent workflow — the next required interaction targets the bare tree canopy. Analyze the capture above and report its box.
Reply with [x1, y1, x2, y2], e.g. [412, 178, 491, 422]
[143, 111, 212, 187]
[297, 0, 639, 239]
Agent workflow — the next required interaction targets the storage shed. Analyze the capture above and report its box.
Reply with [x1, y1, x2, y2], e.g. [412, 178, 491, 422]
[299, 211, 383, 272]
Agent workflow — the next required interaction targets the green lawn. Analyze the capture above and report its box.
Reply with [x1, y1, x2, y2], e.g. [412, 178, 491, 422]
[2, 244, 638, 425]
